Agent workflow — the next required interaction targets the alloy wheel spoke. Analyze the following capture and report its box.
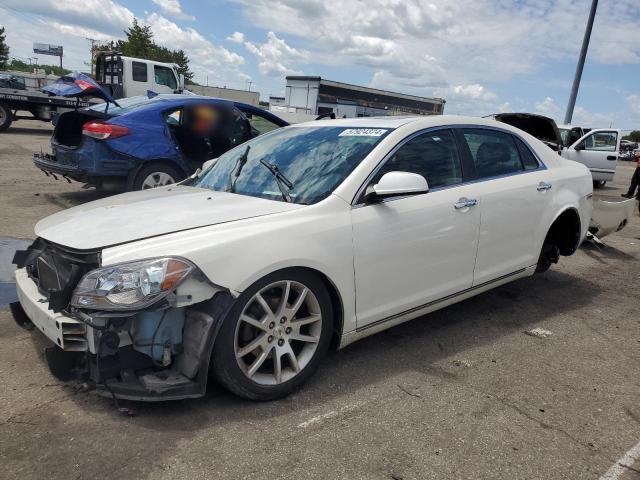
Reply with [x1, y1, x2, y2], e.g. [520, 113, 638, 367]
[247, 346, 271, 377]
[240, 314, 268, 332]
[290, 313, 321, 326]
[255, 292, 274, 317]
[273, 350, 283, 384]
[284, 343, 301, 373]
[276, 281, 291, 317]
[289, 287, 308, 317]
[289, 333, 319, 344]
[236, 333, 267, 359]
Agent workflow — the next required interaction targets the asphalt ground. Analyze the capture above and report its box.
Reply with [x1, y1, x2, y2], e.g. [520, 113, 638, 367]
[0, 120, 639, 480]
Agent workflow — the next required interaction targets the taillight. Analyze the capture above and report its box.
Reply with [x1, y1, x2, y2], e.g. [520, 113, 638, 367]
[82, 122, 130, 140]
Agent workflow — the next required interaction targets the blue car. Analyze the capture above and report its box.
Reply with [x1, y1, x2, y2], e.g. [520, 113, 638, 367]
[34, 73, 289, 191]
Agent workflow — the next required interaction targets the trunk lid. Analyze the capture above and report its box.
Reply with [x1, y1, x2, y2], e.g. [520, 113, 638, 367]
[494, 113, 563, 150]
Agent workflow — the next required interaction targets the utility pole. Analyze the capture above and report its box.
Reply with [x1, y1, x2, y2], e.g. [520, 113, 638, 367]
[247, 80, 252, 91]
[564, 0, 598, 125]
[86, 37, 97, 76]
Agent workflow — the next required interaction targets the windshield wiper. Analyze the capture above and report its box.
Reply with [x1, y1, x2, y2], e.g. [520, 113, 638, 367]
[228, 145, 250, 193]
[259, 158, 294, 203]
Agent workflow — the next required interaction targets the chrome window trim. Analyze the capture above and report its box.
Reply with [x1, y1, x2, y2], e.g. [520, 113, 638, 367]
[351, 123, 547, 207]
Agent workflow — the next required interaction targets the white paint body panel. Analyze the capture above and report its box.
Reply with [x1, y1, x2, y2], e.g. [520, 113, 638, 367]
[30, 115, 593, 344]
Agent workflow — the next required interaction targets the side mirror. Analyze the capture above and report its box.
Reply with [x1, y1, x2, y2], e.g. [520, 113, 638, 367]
[365, 171, 429, 202]
[178, 73, 185, 92]
[202, 158, 218, 172]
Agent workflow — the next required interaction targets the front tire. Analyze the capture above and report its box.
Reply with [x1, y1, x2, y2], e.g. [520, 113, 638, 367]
[212, 270, 333, 401]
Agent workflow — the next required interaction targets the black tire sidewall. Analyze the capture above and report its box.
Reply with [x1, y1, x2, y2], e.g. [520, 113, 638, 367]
[0, 102, 12, 132]
[132, 163, 183, 191]
[212, 269, 333, 401]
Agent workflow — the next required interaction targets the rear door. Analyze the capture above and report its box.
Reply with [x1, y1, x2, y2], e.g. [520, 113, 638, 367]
[458, 128, 554, 285]
[561, 129, 620, 182]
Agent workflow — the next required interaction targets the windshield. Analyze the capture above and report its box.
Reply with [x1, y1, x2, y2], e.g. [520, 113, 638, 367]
[85, 96, 161, 116]
[192, 126, 391, 204]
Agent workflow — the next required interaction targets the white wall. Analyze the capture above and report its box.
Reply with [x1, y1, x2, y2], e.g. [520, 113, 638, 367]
[285, 78, 320, 114]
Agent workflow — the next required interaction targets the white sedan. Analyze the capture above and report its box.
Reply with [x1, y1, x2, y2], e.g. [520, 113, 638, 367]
[12, 116, 593, 401]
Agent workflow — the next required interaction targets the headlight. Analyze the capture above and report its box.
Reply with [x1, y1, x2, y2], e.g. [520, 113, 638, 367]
[70, 258, 194, 310]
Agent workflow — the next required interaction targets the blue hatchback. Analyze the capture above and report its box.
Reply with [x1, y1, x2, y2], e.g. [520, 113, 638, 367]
[34, 75, 289, 191]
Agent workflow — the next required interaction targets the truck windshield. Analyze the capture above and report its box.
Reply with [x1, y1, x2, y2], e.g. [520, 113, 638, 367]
[192, 126, 391, 204]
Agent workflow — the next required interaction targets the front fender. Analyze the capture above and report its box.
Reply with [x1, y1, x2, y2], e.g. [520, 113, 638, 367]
[101, 195, 357, 334]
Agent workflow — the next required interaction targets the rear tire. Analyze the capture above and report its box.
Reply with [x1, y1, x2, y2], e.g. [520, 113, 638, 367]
[0, 101, 13, 132]
[212, 269, 333, 401]
[132, 163, 182, 191]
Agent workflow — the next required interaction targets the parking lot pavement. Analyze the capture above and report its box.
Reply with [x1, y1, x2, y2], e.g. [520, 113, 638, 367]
[1, 120, 639, 480]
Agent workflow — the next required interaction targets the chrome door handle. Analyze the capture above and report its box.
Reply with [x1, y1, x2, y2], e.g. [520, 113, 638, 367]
[537, 181, 552, 191]
[454, 198, 478, 210]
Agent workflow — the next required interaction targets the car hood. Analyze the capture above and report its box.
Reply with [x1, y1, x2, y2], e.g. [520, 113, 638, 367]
[494, 113, 563, 149]
[35, 186, 304, 250]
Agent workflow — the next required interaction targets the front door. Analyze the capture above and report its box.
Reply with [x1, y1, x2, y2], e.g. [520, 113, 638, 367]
[352, 129, 481, 327]
[562, 129, 620, 182]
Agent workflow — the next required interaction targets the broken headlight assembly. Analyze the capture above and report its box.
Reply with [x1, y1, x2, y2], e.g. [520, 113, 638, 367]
[70, 258, 194, 310]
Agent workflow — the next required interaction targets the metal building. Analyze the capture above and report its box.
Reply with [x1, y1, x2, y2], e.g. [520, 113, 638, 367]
[283, 76, 445, 118]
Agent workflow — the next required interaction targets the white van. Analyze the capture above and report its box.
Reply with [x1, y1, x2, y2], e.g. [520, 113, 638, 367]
[560, 128, 621, 187]
[94, 52, 184, 99]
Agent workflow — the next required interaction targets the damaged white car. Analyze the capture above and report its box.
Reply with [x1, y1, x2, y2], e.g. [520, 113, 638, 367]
[12, 116, 593, 401]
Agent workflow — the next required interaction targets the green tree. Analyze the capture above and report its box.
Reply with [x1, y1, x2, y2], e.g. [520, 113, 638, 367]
[0, 26, 10, 69]
[171, 49, 193, 82]
[8, 59, 70, 76]
[622, 130, 640, 142]
[118, 19, 155, 58]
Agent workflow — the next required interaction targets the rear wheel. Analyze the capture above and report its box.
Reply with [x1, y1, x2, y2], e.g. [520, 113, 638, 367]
[0, 102, 13, 132]
[212, 270, 333, 400]
[133, 164, 182, 191]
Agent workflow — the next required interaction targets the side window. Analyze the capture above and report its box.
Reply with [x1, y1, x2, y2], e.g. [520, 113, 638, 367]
[462, 129, 523, 178]
[244, 112, 282, 136]
[581, 131, 618, 152]
[374, 129, 462, 189]
[132, 62, 148, 82]
[514, 137, 540, 170]
[154, 66, 177, 90]
[165, 108, 182, 126]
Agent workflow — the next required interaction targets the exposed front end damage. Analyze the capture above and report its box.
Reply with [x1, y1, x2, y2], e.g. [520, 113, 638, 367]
[11, 238, 235, 401]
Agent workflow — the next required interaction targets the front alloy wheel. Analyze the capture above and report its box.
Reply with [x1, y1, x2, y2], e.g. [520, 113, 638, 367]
[213, 271, 332, 400]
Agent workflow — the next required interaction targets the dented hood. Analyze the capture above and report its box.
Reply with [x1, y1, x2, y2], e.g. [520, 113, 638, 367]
[35, 186, 304, 250]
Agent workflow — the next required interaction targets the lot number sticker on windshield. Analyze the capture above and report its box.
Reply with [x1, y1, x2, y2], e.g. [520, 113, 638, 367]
[338, 128, 388, 137]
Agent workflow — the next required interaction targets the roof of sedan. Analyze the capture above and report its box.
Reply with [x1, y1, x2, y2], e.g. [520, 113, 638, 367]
[296, 115, 504, 129]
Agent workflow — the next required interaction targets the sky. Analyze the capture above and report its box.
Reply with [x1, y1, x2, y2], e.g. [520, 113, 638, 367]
[1, 0, 639, 130]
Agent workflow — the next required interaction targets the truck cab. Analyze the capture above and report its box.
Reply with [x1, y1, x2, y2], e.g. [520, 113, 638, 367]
[95, 52, 184, 99]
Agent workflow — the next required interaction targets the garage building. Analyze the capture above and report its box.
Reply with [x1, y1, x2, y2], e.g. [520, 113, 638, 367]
[283, 76, 445, 118]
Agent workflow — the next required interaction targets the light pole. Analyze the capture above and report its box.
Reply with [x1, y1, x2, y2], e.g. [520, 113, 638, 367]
[564, 0, 598, 125]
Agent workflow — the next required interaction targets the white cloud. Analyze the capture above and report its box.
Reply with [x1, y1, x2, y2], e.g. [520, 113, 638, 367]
[233, 0, 640, 119]
[534, 97, 563, 118]
[227, 32, 245, 44]
[1, 0, 133, 36]
[146, 13, 247, 85]
[240, 31, 307, 76]
[151, 0, 195, 21]
[534, 96, 614, 127]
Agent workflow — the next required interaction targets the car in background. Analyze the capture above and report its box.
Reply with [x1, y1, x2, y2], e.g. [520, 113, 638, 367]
[12, 115, 592, 402]
[494, 113, 620, 187]
[0, 73, 27, 90]
[33, 73, 289, 191]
